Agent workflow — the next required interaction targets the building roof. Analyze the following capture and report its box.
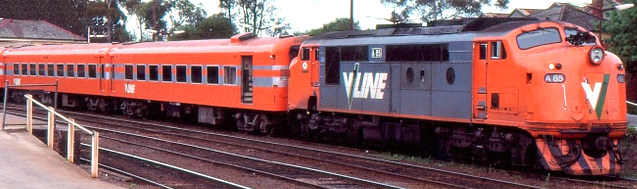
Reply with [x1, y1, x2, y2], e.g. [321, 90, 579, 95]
[0, 18, 86, 44]
[525, 2, 601, 31]
[509, 9, 544, 17]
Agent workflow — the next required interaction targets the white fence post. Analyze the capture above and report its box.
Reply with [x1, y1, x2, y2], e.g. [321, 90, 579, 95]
[67, 118, 75, 163]
[91, 131, 99, 178]
[47, 106, 55, 149]
[26, 94, 33, 134]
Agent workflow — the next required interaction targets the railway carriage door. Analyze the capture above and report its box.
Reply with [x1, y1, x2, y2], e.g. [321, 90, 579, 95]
[473, 43, 488, 119]
[242, 56, 253, 104]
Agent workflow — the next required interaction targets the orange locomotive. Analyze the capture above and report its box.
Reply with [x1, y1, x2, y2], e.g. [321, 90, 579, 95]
[288, 18, 626, 175]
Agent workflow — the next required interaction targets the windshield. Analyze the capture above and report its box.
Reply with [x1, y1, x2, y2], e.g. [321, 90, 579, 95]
[517, 28, 562, 49]
[565, 28, 597, 46]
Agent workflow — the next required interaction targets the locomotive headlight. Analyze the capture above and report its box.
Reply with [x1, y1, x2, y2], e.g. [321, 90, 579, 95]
[548, 64, 555, 70]
[589, 46, 605, 65]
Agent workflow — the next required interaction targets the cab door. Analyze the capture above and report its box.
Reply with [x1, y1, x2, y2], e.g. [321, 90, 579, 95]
[473, 42, 488, 120]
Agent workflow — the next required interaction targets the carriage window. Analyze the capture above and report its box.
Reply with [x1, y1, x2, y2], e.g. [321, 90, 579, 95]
[490, 41, 506, 59]
[517, 28, 561, 49]
[137, 65, 146, 81]
[88, 65, 97, 78]
[176, 65, 187, 83]
[162, 65, 172, 82]
[67, 64, 75, 77]
[224, 66, 236, 85]
[387, 44, 449, 61]
[38, 64, 45, 76]
[13, 64, 19, 75]
[57, 64, 64, 77]
[47, 64, 55, 76]
[21, 64, 27, 75]
[28, 64, 35, 75]
[77, 64, 86, 78]
[207, 66, 219, 84]
[300, 47, 310, 61]
[149, 65, 159, 81]
[125, 65, 134, 80]
[191, 66, 202, 83]
[341, 46, 368, 61]
[325, 47, 340, 85]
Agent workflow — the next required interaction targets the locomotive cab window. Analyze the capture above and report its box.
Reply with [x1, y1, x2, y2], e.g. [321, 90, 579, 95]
[301, 47, 310, 61]
[137, 65, 146, 81]
[517, 28, 561, 49]
[77, 64, 86, 78]
[207, 66, 219, 84]
[88, 65, 97, 78]
[565, 28, 596, 46]
[47, 64, 55, 76]
[191, 66, 202, 84]
[67, 64, 75, 77]
[314, 48, 319, 61]
[176, 65, 187, 83]
[149, 65, 159, 81]
[479, 44, 488, 60]
[490, 41, 506, 59]
[162, 65, 172, 82]
[125, 65, 134, 80]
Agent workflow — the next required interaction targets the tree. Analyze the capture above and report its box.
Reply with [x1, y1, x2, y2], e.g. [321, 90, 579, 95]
[380, 0, 509, 24]
[605, 0, 637, 74]
[170, 13, 236, 41]
[170, 0, 207, 28]
[604, 0, 637, 101]
[219, 0, 238, 25]
[304, 18, 361, 35]
[88, 0, 132, 43]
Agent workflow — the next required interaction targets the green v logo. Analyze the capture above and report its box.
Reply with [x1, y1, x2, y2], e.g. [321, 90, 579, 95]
[581, 74, 610, 119]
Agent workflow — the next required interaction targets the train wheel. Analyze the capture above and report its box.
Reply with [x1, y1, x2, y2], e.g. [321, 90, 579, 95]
[136, 106, 149, 119]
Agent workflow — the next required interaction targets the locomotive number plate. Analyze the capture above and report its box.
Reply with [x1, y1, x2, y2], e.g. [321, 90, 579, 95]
[544, 73, 565, 83]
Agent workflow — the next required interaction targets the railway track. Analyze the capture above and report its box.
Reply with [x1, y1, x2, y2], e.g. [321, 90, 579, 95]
[8, 105, 637, 188]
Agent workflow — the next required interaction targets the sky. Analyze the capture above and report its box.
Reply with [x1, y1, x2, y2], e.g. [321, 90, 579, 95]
[127, 0, 594, 36]
[183, 0, 593, 32]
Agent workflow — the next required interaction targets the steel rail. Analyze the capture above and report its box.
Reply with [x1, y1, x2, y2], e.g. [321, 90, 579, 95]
[89, 126, 405, 189]
[22, 107, 537, 189]
[80, 143, 251, 189]
[79, 157, 173, 189]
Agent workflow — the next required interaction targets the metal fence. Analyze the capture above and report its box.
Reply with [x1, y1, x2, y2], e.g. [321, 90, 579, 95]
[24, 94, 100, 178]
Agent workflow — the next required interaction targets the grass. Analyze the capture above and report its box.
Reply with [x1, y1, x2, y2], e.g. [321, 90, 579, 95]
[621, 127, 637, 178]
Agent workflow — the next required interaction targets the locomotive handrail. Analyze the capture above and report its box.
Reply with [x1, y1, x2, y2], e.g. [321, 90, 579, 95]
[628, 101, 637, 108]
[23, 94, 100, 178]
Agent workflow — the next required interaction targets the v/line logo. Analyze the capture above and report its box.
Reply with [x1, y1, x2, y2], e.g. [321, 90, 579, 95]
[581, 74, 609, 119]
[343, 63, 388, 109]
